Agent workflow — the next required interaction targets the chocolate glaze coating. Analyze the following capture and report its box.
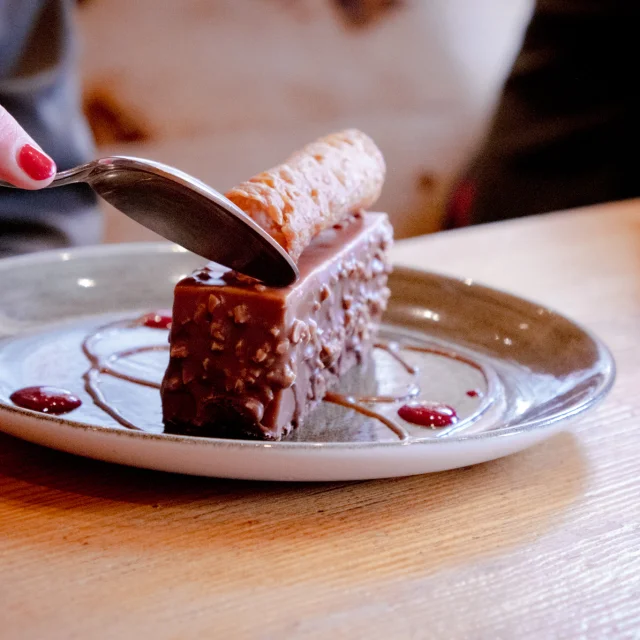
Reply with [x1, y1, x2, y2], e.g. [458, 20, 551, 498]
[161, 213, 393, 440]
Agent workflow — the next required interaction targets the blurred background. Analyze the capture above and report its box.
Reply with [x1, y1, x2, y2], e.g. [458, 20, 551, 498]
[75, 0, 533, 242]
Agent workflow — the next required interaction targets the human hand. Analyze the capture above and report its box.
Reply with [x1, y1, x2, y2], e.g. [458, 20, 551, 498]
[0, 105, 56, 189]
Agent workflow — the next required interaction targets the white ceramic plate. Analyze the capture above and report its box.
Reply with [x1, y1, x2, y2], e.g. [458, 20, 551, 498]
[0, 243, 614, 481]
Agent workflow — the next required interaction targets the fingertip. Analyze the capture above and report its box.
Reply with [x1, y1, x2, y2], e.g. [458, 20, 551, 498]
[0, 106, 57, 189]
[16, 144, 56, 186]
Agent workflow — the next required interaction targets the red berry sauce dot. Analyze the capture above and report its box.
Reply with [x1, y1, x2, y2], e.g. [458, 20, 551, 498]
[397, 401, 458, 428]
[10, 386, 82, 415]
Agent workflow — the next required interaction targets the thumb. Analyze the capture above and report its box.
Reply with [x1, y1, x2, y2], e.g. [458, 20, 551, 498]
[0, 104, 56, 189]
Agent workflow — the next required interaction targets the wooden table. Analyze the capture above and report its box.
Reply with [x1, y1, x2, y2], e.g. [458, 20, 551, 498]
[2, 199, 639, 639]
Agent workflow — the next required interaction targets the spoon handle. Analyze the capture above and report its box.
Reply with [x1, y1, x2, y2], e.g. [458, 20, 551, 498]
[0, 163, 94, 189]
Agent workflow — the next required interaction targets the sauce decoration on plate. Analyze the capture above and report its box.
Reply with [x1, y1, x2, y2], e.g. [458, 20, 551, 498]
[397, 401, 458, 428]
[9, 312, 492, 441]
[10, 386, 82, 415]
[141, 311, 173, 330]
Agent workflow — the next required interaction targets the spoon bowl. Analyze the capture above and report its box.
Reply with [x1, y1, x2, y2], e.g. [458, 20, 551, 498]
[0, 156, 298, 287]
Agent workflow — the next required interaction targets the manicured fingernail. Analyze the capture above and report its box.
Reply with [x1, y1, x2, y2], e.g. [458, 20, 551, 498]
[17, 144, 56, 181]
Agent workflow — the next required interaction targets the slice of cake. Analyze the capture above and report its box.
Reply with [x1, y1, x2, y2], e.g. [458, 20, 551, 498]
[161, 130, 393, 440]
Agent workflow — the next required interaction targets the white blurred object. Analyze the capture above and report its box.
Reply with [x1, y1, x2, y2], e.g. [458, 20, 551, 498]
[78, 0, 533, 239]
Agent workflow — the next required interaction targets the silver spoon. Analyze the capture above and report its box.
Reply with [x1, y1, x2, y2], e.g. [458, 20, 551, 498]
[0, 156, 298, 286]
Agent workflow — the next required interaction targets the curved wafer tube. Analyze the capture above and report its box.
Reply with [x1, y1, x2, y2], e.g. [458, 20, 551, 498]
[225, 129, 385, 262]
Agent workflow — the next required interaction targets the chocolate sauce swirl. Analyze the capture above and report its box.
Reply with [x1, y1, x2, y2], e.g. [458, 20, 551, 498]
[79, 313, 492, 441]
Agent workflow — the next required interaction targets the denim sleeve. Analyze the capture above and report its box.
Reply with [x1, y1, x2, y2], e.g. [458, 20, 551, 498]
[0, 0, 101, 256]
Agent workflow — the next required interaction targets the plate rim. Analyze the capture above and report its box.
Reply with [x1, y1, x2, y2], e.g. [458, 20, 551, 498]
[0, 242, 616, 451]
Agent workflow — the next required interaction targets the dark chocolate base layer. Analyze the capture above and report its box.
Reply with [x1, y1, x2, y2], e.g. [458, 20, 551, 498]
[161, 213, 392, 440]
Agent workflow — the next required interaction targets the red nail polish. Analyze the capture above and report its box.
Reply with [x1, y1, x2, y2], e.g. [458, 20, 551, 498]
[17, 144, 56, 181]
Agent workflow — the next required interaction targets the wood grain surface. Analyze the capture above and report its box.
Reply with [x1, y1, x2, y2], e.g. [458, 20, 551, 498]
[1, 200, 639, 639]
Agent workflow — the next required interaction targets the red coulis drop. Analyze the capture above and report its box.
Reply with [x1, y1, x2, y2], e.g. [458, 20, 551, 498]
[466, 389, 482, 398]
[397, 401, 458, 428]
[141, 311, 172, 329]
[10, 386, 82, 415]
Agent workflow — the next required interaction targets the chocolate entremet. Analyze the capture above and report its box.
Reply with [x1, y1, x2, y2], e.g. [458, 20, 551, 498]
[161, 213, 393, 440]
[225, 130, 385, 262]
